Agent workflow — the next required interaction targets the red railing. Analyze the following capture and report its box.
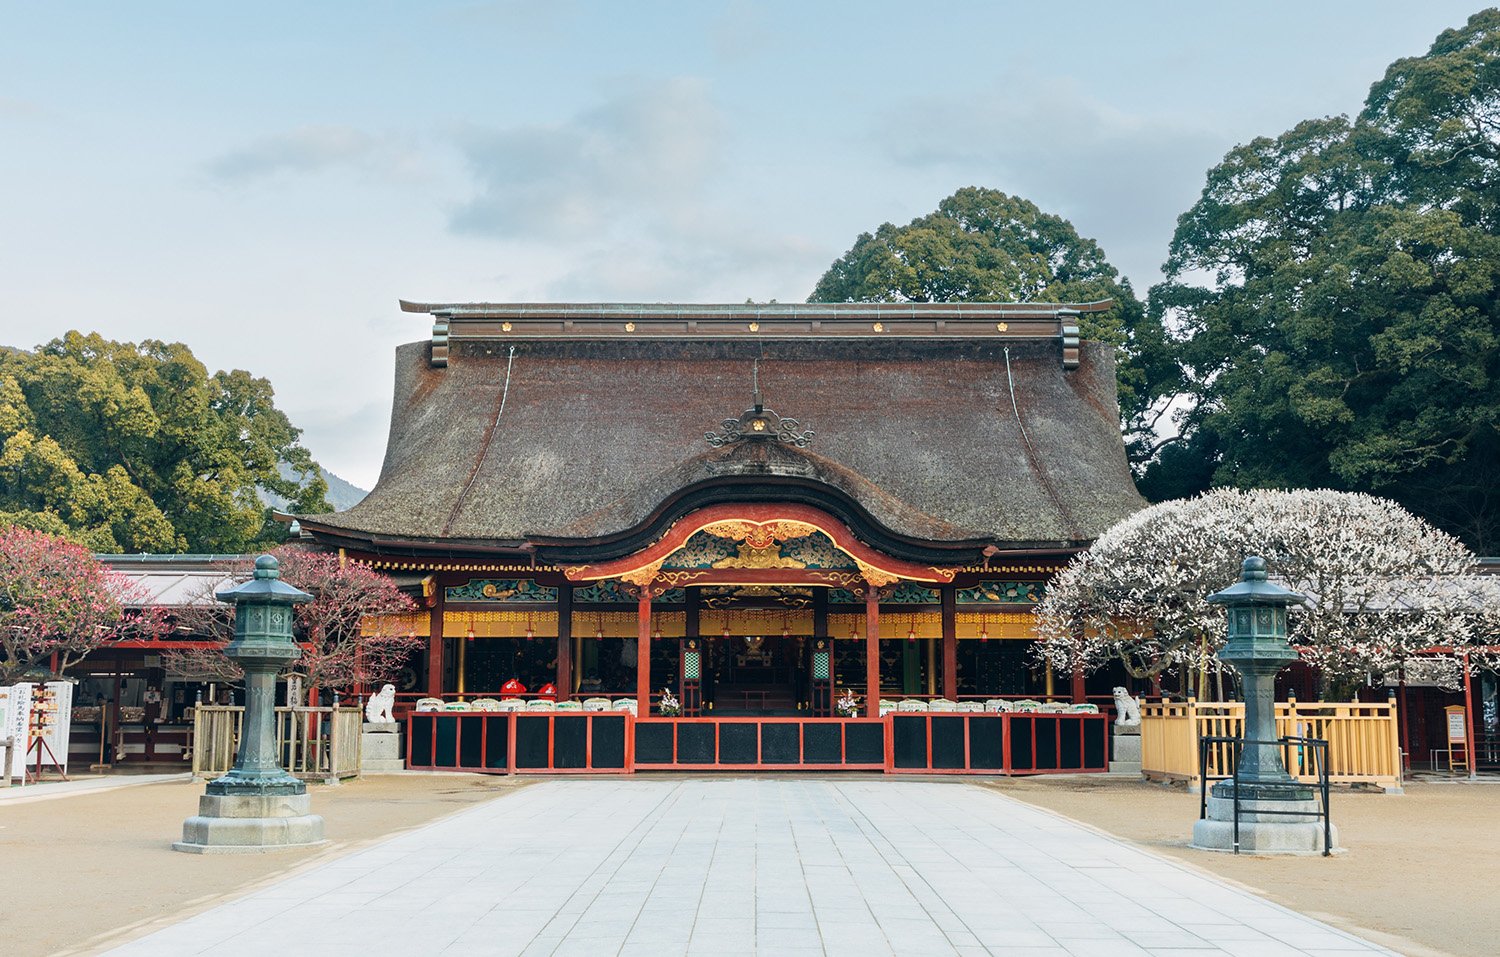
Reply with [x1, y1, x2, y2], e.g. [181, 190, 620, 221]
[884, 711, 1110, 775]
[403, 711, 1111, 776]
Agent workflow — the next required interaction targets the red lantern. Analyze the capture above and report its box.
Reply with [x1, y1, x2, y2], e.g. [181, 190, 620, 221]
[537, 683, 558, 702]
[500, 678, 526, 699]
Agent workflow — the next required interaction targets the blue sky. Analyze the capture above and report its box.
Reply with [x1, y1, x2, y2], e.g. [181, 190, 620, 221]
[0, 2, 1484, 489]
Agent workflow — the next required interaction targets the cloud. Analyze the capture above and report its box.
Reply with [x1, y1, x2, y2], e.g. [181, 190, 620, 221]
[450, 77, 722, 241]
[204, 125, 412, 183]
[874, 78, 1227, 287]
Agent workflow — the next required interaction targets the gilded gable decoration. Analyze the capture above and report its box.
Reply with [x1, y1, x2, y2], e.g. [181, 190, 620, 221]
[444, 578, 558, 603]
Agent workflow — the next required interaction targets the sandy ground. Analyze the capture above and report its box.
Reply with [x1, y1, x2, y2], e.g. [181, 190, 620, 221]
[1, 774, 529, 957]
[3, 772, 1495, 957]
[987, 775, 1499, 957]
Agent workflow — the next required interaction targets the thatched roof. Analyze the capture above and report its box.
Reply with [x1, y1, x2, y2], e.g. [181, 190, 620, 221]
[297, 303, 1145, 562]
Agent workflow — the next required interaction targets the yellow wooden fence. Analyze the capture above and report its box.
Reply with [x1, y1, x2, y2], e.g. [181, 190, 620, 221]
[190, 705, 363, 784]
[1140, 698, 1402, 790]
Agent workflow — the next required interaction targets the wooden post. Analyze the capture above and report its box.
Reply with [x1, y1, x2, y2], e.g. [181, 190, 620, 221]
[1398, 665, 1411, 771]
[426, 582, 445, 697]
[556, 584, 573, 701]
[865, 588, 881, 717]
[636, 591, 652, 716]
[1463, 652, 1477, 782]
[1070, 664, 1086, 704]
[940, 585, 957, 700]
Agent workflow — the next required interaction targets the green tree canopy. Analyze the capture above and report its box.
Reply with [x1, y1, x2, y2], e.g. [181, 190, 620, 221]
[0, 332, 330, 552]
[1143, 10, 1500, 552]
[809, 187, 1176, 457]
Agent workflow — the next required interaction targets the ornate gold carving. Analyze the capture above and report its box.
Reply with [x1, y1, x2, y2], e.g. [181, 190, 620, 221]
[655, 569, 712, 588]
[619, 560, 665, 588]
[856, 560, 901, 588]
[712, 543, 807, 570]
[701, 519, 817, 549]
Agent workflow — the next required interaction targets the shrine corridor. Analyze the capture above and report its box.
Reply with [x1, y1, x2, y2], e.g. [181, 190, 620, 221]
[106, 779, 1388, 957]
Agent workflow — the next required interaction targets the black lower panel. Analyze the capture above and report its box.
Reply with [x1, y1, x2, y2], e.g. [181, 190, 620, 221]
[1058, 717, 1083, 769]
[434, 716, 458, 768]
[553, 715, 588, 769]
[1082, 719, 1107, 769]
[483, 716, 508, 770]
[760, 723, 799, 764]
[1010, 717, 1034, 770]
[635, 722, 673, 764]
[845, 723, 885, 764]
[592, 715, 627, 769]
[514, 715, 550, 769]
[968, 716, 1004, 770]
[1035, 717, 1059, 770]
[677, 723, 716, 763]
[930, 716, 966, 770]
[409, 716, 434, 766]
[719, 723, 757, 764]
[803, 722, 842, 763]
[892, 715, 928, 769]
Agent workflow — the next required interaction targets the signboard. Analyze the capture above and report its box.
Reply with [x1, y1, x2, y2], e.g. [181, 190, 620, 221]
[35, 681, 73, 774]
[1446, 705, 1467, 743]
[2, 684, 34, 781]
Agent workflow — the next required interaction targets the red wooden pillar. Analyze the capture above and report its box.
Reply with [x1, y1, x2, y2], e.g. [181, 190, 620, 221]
[556, 583, 573, 701]
[1070, 664, 1086, 704]
[636, 591, 652, 716]
[940, 585, 957, 701]
[426, 583, 445, 697]
[865, 588, 881, 718]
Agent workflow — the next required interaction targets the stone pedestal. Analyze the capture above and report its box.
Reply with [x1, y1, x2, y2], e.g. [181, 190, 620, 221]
[361, 721, 405, 773]
[174, 790, 326, 855]
[1191, 791, 1338, 855]
[1109, 728, 1142, 774]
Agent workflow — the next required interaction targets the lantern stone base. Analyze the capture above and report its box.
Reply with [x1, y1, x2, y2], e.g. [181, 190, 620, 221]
[1109, 729, 1142, 774]
[173, 791, 327, 855]
[361, 721, 405, 773]
[1191, 794, 1339, 856]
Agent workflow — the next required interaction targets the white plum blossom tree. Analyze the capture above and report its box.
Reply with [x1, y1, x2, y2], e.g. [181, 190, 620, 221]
[1035, 489, 1500, 691]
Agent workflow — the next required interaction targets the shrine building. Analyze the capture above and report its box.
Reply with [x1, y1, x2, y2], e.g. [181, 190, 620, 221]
[288, 301, 1144, 772]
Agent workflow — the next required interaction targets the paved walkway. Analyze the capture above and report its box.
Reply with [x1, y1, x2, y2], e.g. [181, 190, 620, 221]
[106, 779, 1389, 957]
[0, 771, 189, 805]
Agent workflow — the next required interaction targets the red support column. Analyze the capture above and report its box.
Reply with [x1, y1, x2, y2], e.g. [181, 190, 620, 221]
[941, 586, 958, 701]
[865, 588, 881, 718]
[556, 583, 573, 702]
[1071, 664, 1086, 704]
[426, 585, 445, 697]
[636, 591, 652, 716]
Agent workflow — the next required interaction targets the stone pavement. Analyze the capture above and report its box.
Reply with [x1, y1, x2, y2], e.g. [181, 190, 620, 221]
[104, 778, 1390, 957]
[0, 771, 189, 805]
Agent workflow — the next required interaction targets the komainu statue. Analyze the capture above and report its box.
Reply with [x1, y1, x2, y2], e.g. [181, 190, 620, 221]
[1112, 686, 1142, 730]
[365, 683, 397, 724]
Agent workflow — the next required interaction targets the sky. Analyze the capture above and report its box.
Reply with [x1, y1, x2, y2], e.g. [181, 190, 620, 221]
[0, 2, 1486, 491]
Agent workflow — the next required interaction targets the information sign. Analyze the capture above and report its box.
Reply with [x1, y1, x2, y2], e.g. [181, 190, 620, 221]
[1446, 705, 1467, 743]
[2, 684, 35, 780]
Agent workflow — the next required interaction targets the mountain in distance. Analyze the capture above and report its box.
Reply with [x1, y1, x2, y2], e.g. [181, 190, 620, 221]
[265, 463, 368, 513]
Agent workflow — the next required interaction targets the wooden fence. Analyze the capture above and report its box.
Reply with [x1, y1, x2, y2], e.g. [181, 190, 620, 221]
[1140, 698, 1402, 790]
[190, 705, 363, 783]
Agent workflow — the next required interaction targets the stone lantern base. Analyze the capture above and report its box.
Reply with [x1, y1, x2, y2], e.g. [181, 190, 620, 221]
[1191, 790, 1339, 856]
[173, 789, 327, 855]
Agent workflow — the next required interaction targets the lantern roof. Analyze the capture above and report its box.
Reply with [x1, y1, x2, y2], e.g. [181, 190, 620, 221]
[1207, 556, 1307, 607]
[215, 555, 312, 605]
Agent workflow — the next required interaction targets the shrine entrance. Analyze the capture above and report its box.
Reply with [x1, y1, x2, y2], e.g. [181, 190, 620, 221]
[703, 633, 802, 715]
